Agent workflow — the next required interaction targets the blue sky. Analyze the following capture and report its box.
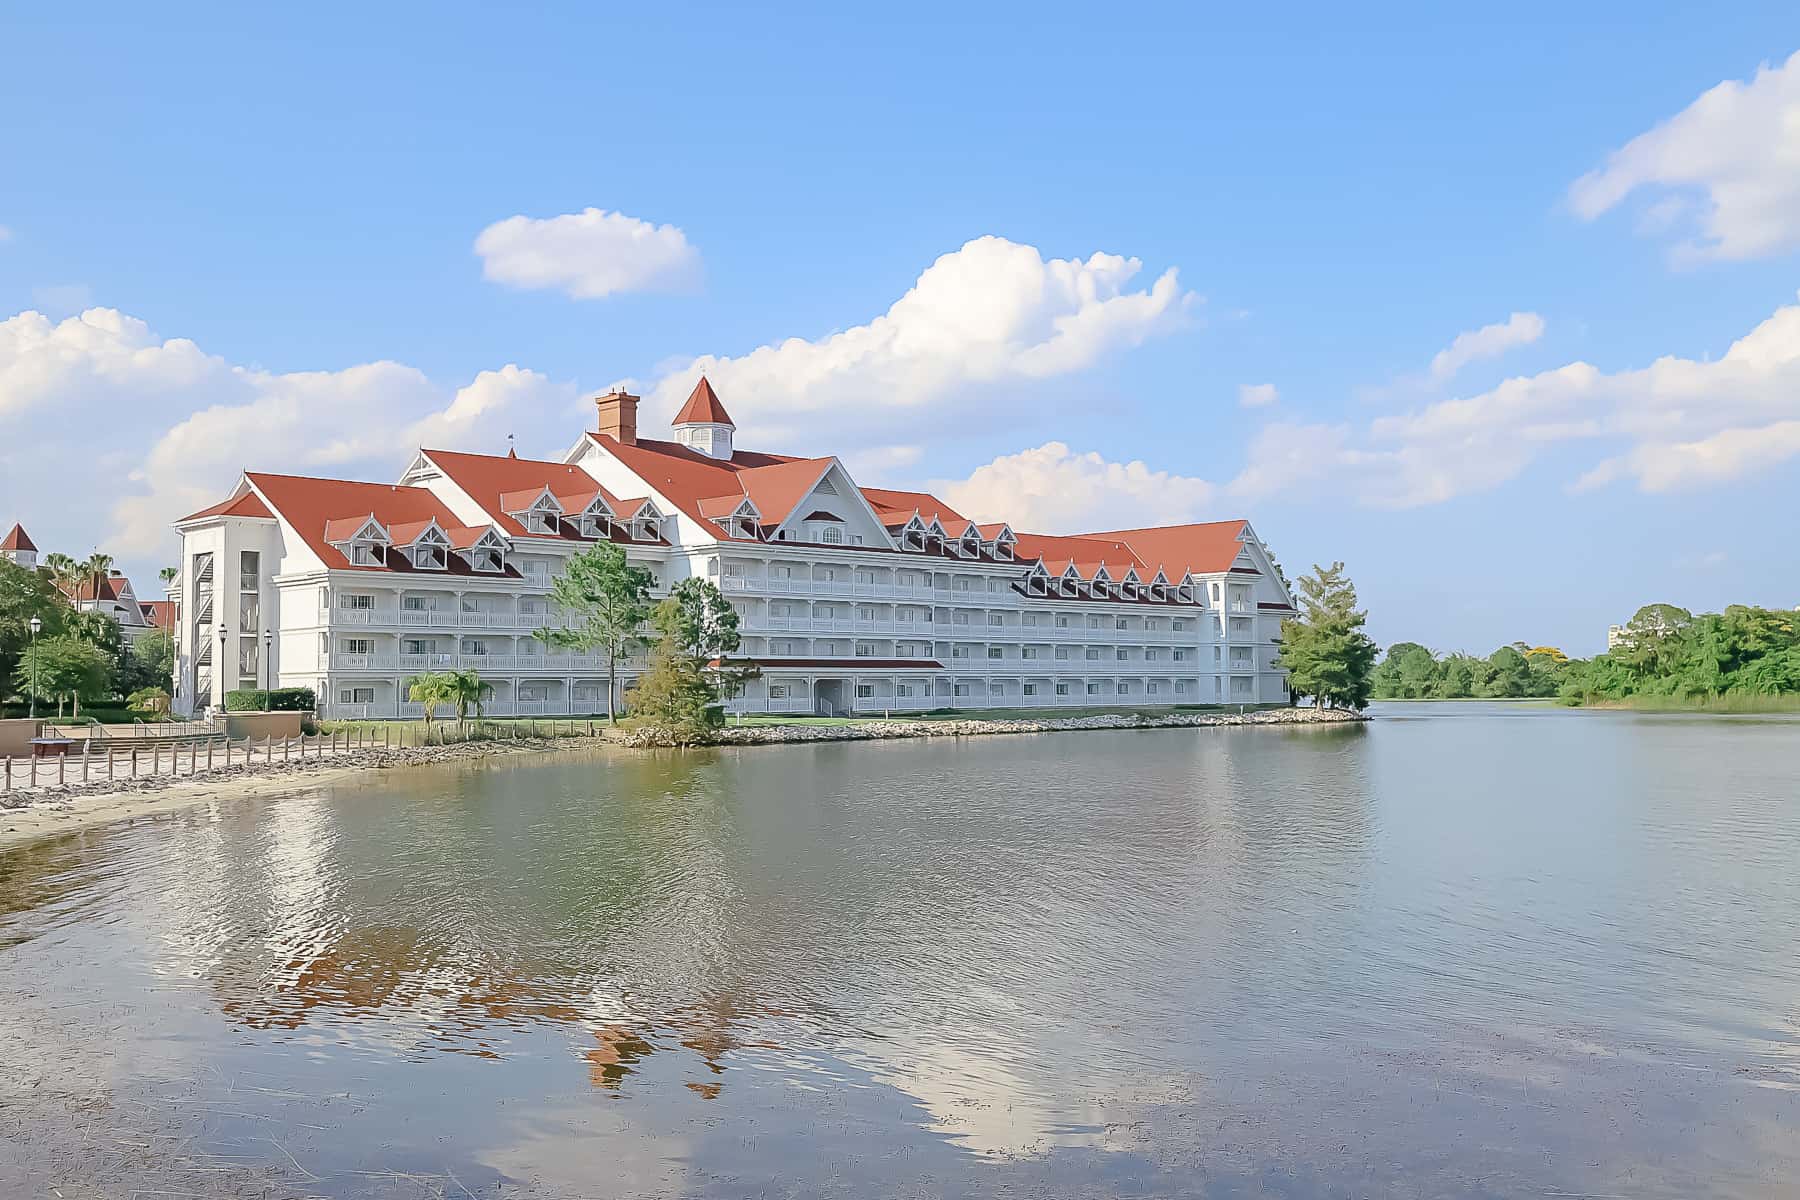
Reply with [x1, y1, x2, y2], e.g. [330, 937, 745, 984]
[4, 3, 1799, 654]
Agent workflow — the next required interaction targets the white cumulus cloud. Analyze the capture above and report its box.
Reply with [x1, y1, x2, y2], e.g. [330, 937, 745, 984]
[1428, 312, 1545, 382]
[0, 307, 570, 570]
[643, 235, 1194, 450]
[935, 441, 1217, 533]
[1238, 382, 1279, 408]
[1235, 294, 1800, 506]
[475, 207, 701, 299]
[1570, 50, 1800, 261]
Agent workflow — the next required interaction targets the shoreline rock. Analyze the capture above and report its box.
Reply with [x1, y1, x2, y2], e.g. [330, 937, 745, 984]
[627, 705, 1367, 747]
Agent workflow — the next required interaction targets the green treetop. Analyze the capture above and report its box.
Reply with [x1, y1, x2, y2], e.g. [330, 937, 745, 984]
[1276, 561, 1377, 710]
[539, 543, 655, 723]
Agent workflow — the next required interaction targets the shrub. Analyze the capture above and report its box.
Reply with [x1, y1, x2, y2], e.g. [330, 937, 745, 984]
[225, 687, 315, 712]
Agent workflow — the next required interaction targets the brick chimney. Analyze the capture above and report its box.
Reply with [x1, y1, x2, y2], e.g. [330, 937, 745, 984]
[594, 388, 639, 446]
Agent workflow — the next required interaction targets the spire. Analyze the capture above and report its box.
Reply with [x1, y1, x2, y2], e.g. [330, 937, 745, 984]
[673, 376, 734, 427]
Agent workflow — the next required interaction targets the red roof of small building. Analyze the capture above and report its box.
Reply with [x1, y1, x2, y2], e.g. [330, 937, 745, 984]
[1, 523, 36, 552]
[141, 600, 177, 630]
[673, 377, 734, 426]
[858, 487, 966, 528]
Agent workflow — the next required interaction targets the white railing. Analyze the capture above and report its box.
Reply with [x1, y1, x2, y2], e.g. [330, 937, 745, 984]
[328, 652, 609, 672]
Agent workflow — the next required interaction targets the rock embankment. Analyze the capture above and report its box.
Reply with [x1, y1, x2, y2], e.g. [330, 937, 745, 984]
[626, 705, 1366, 747]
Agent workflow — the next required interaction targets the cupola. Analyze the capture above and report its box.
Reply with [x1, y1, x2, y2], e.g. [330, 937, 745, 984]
[671, 376, 735, 460]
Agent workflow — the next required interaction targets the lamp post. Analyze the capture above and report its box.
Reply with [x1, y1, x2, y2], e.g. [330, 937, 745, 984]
[263, 627, 273, 691]
[27, 615, 41, 719]
[217, 625, 227, 712]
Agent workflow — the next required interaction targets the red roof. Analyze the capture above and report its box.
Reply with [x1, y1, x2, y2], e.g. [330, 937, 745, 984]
[61, 573, 125, 603]
[246, 473, 520, 576]
[177, 491, 274, 522]
[1079, 521, 1251, 578]
[587, 433, 810, 539]
[422, 449, 647, 543]
[141, 600, 177, 630]
[859, 487, 966, 528]
[673, 377, 734, 426]
[1, 523, 35, 552]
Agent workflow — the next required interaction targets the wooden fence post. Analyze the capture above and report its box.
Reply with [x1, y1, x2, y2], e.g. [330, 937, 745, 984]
[59, 753, 66, 787]
[3, 756, 10, 794]
[30, 755, 38, 789]
[81, 741, 90, 785]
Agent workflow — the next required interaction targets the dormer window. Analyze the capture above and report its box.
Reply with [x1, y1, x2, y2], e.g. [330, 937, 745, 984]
[411, 544, 446, 570]
[472, 548, 504, 573]
[350, 541, 383, 566]
[527, 509, 557, 535]
[817, 525, 844, 545]
[579, 513, 608, 539]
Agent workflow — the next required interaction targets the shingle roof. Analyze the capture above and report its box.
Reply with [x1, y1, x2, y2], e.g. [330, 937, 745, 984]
[1080, 521, 1250, 578]
[177, 492, 274, 523]
[422, 449, 642, 543]
[1, 523, 36, 552]
[587, 434, 811, 538]
[673, 376, 734, 426]
[246, 473, 520, 576]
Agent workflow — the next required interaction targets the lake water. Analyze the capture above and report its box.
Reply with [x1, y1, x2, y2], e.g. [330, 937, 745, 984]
[2, 703, 1797, 1198]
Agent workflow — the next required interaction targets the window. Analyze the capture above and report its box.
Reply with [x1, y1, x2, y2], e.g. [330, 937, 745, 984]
[403, 596, 427, 611]
[351, 543, 383, 566]
[1056, 615, 1071, 629]
[1146, 649, 1161, 661]
[1173, 650, 1188, 662]
[769, 685, 790, 699]
[897, 684, 913, 698]
[1086, 616, 1101, 629]
[855, 570, 875, 584]
[1023, 684, 1038, 697]
[1173, 620, 1186, 631]
[1147, 683, 1161, 696]
[403, 639, 431, 654]
[239, 550, 260, 593]
[1175, 681, 1188, 695]
[1117, 683, 1129, 695]
[856, 684, 874, 699]
[1055, 647, 1070, 661]
[851, 533, 864, 545]
[1115, 618, 1128, 630]
[858, 606, 875, 621]
[855, 642, 877, 657]
[411, 545, 445, 570]
[1022, 647, 1039, 660]
[343, 638, 373, 655]
[1116, 649, 1129, 661]
[897, 644, 918, 658]
[1086, 682, 1101, 696]
[237, 642, 258, 678]
[1055, 683, 1071, 697]
[341, 593, 374, 610]
[986, 647, 1003, 660]
[954, 684, 971, 697]
[1084, 648, 1101, 661]
[818, 526, 844, 545]
[519, 686, 544, 701]
[987, 613, 1003, 626]
[239, 595, 259, 633]
[339, 687, 375, 704]
[951, 646, 969, 659]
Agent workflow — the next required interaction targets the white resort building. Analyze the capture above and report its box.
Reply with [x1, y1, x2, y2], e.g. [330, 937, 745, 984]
[170, 382, 1294, 719]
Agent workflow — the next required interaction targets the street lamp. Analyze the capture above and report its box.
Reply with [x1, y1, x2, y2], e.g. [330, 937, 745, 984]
[263, 627, 273, 690]
[27, 615, 41, 720]
[217, 625, 227, 711]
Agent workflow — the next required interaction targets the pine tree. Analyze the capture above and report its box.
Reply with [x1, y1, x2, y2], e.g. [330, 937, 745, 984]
[1276, 562, 1377, 710]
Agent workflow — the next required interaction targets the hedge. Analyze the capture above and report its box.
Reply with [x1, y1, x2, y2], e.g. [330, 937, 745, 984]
[225, 687, 316, 712]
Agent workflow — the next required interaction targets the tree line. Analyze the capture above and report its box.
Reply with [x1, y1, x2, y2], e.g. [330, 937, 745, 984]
[1372, 603, 1800, 705]
[1, 555, 175, 718]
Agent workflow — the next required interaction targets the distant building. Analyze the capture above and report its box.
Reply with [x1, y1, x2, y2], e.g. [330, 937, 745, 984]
[1, 523, 37, 569]
[62, 571, 162, 643]
[1606, 624, 1627, 650]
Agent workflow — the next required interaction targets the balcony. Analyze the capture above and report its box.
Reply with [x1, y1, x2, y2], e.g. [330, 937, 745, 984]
[327, 652, 610, 673]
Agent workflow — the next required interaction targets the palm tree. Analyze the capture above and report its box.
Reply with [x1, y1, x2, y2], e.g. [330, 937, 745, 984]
[444, 669, 491, 733]
[79, 552, 114, 605]
[159, 566, 178, 588]
[407, 673, 450, 727]
[42, 552, 79, 601]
